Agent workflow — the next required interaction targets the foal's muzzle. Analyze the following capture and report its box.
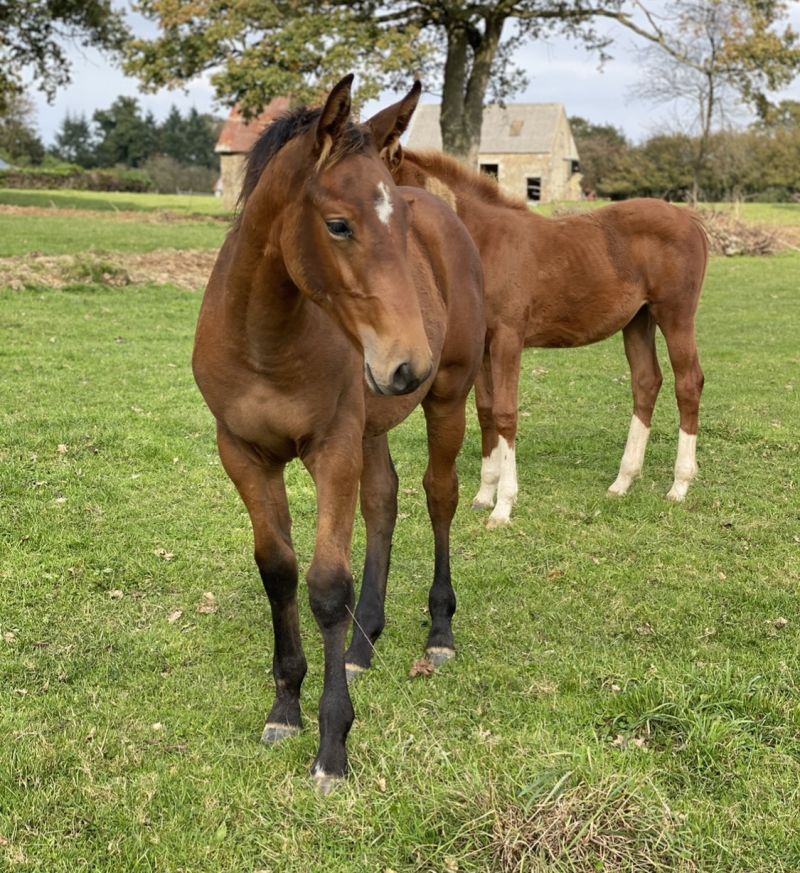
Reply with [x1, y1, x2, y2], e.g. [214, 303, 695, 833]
[365, 362, 432, 396]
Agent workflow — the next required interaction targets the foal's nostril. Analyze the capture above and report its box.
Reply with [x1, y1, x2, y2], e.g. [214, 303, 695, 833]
[391, 362, 415, 394]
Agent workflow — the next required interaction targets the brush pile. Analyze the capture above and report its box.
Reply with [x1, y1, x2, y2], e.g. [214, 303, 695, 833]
[694, 208, 782, 257]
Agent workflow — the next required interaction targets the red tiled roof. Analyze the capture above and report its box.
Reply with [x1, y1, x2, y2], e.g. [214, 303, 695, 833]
[215, 97, 292, 154]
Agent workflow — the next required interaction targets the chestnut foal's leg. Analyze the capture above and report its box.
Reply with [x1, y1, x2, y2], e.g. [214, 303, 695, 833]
[421, 392, 468, 665]
[303, 434, 362, 791]
[345, 433, 398, 681]
[609, 306, 663, 496]
[486, 328, 524, 529]
[472, 353, 501, 511]
[216, 426, 307, 743]
[656, 313, 704, 501]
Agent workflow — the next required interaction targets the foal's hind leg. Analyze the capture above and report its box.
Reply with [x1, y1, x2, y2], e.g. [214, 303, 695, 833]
[421, 389, 469, 666]
[472, 353, 501, 510]
[486, 328, 523, 528]
[216, 425, 307, 744]
[656, 316, 704, 501]
[344, 434, 398, 681]
[609, 307, 662, 496]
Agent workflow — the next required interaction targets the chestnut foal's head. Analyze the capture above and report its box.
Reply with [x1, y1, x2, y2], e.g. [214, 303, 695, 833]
[244, 75, 429, 395]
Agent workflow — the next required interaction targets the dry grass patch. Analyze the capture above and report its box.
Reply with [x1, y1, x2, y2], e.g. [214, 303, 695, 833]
[0, 250, 217, 291]
[491, 771, 687, 872]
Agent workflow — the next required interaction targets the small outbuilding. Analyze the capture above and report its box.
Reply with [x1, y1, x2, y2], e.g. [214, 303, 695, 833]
[405, 103, 582, 203]
[215, 98, 290, 210]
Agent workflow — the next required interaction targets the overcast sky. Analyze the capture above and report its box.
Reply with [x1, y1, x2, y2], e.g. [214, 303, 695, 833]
[26, 2, 800, 146]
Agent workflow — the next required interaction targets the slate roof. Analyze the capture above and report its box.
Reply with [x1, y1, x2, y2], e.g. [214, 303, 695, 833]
[215, 97, 292, 154]
[406, 103, 578, 158]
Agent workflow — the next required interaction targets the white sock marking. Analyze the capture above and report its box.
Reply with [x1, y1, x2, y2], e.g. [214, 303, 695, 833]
[487, 437, 517, 527]
[473, 442, 502, 508]
[608, 415, 651, 496]
[667, 428, 697, 501]
[375, 181, 393, 226]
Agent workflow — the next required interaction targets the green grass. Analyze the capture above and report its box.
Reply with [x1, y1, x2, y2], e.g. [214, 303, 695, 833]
[534, 199, 800, 225]
[0, 188, 228, 216]
[0, 213, 227, 257]
[1, 217, 800, 869]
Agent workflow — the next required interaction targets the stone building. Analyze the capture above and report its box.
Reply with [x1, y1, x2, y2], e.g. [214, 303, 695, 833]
[405, 103, 582, 203]
[215, 97, 290, 210]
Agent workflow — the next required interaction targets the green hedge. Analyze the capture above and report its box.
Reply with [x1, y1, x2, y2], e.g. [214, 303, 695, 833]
[0, 166, 154, 192]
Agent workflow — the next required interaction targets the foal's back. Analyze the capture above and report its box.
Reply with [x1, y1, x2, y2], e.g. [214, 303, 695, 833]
[518, 199, 707, 348]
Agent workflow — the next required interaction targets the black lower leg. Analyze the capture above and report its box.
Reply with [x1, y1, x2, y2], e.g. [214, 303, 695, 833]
[260, 555, 307, 732]
[427, 530, 456, 655]
[346, 554, 390, 670]
[346, 438, 397, 672]
[309, 566, 355, 779]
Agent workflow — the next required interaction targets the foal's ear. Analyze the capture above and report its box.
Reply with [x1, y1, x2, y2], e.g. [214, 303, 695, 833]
[367, 80, 422, 166]
[316, 74, 354, 158]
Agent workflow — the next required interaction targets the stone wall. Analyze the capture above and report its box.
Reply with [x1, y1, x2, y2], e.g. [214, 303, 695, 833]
[480, 151, 582, 203]
[219, 153, 246, 211]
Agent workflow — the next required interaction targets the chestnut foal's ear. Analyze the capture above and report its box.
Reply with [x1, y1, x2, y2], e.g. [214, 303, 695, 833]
[367, 80, 421, 165]
[316, 74, 354, 158]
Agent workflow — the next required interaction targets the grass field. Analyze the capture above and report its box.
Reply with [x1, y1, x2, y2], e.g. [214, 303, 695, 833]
[1, 193, 800, 871]
[0, 189, 226, 215]
[536, 199, 800, 225]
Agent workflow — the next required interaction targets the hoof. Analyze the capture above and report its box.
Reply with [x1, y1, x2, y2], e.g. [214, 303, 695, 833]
[486, 514, 511, 530]
[345, 662, 366, 684]
[607, 483, 629, 497]
[426, 646, 455, 667]
[471, 498, 493, 511]
[260, 722, 300, 745]
[311, 766, 344, 795]
[666, 488, 686, 503]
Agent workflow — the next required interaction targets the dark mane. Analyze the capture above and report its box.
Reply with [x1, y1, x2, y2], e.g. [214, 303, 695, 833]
[238, 106, 370, 214]
[403, 148, 530, 212]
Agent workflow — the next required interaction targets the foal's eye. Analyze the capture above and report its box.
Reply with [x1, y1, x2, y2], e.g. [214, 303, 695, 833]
[325, 219, 353, 239]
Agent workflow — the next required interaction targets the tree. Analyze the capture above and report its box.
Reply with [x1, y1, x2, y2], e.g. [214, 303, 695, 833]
[181, 109, 221, 169]
[0, 0, 128, 114]
[755, 98, 800, 131]
[569, 117, 628, 195]
[158, 106, 187, 164]
[93, 97, 159, 168]
[130, 0, 783, 166]
[51, 112, 97, 167]
[0, 91, 45, 165]
[158, 106, 220, 169]
[631, 0, 800, 200]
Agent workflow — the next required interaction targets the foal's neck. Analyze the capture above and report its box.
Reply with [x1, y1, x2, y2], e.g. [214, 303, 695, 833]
[222, 211, 315, 361]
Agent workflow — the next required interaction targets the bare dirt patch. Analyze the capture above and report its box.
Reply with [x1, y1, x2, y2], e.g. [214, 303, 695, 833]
[0, 250, 218, 291]
[0, 204, 228, 225]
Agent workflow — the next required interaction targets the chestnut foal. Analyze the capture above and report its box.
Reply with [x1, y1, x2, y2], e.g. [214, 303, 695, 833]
[192, 78, 483, 790]
[383, 87, 708, 526]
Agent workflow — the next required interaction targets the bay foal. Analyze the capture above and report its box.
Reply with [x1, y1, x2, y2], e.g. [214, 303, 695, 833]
[383, 88, 708, 526]
[192, 78, 483, 789]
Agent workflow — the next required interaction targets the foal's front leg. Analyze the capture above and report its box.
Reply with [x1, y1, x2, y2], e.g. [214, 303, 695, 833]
[304, 435, 363, 791]
[345, 433, 398, 680]
[421, 391, 469, 665]
[216, 426, 307, 743]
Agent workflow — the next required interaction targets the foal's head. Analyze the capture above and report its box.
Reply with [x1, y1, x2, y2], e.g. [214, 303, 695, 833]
[239, 76, 431, 396]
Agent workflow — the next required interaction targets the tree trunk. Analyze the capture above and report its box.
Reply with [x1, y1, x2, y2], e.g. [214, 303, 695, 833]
[441, 23, 471, 159]
[440, 15, 505, 166]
